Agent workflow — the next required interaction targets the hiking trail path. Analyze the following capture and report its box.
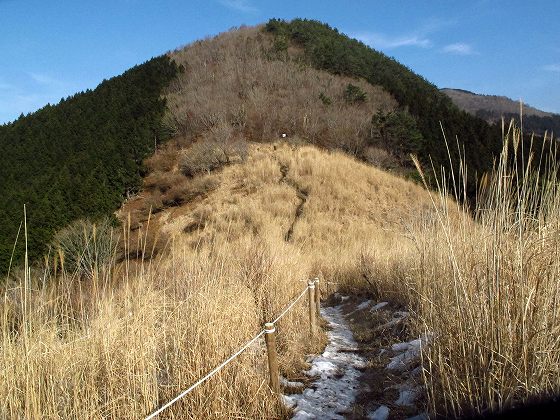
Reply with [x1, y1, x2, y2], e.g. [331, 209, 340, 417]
[283, 295, 429, 420]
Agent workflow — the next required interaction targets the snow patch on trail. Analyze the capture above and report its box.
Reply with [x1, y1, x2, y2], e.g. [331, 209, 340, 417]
[370, 301, 389, 312]
[347, 299, 373, 316]
[286, 299, 430, 419]
[355, 300, 372, 311]
[281, 376, 305, 388]
[387, 335, 430, 371]
[284, 305, 365, 419]
[395, 384, 421, 406]
[375, 310, 409, 331]
[368, 405, 390, 420]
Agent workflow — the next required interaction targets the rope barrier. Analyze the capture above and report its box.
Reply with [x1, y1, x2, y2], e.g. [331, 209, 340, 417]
[145, 329, 265, 420]
[271, 286, 310, 325]
[145, 279, 318, 419]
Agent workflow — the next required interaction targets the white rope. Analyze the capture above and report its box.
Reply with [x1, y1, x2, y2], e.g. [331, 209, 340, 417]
[145, 280, 318, 419]
[271, 285, 309, 325]
[145, 329, 265, 419]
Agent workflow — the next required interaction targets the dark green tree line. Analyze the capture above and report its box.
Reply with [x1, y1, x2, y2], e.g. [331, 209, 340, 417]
[0, 55, 178, 275]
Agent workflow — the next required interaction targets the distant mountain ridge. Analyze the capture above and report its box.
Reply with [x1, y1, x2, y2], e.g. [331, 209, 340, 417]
[441, 88, 554, 118]
[442, 88, 559, 136]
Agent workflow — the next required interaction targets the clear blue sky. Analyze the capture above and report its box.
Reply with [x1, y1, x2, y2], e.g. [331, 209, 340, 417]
[1, 0, 559, 124]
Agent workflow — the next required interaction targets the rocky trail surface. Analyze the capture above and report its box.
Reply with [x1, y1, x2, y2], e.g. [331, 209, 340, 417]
[284, 295, 429, 419]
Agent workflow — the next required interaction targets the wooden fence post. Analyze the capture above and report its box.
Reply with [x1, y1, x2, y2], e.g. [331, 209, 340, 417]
[264, 322, 280, 393]
[307, 280, 316, 337]
[314, 277, 320, 316]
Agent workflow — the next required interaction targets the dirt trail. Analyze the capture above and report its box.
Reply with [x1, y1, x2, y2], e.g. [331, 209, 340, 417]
[285, 296, 428, 420]
[284, 303, 366, 419]
[278, 162, 308, 242]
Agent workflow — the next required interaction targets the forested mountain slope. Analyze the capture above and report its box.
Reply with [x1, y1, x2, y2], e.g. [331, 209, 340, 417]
[0, 56, 178, 274]
[263, 19, 504, 180]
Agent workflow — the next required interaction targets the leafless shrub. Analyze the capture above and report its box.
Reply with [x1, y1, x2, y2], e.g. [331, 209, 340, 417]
[179, 122, 248, 176]
[143, 191, 164, 213]
[179, 141, 228, 176]
[161, 175, 218, 206]
[144, 149, 178, 173]
[362, 146, 399, 170]
[144, 171, 185, 193]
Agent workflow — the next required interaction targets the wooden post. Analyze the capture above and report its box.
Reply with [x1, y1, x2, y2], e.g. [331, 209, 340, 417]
[264, 322, 280, 393]
[314, 277, 320, 316]
[307, 280, 316, 337]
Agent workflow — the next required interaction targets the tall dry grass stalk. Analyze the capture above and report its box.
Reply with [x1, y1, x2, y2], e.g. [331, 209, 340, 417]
[411, 122, 560, 417]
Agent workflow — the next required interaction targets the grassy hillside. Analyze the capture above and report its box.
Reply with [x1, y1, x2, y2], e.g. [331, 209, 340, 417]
[4, 125, 560, 418]
[0, 142, 436, 418]
[0, 56, 179, 275]
[109, 25, 403, 260]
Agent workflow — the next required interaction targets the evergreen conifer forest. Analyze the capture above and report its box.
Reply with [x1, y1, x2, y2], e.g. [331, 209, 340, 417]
[0, 56, 179, 274]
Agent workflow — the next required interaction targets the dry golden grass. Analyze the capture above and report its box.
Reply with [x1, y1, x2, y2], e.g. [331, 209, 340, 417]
[4, 117, 559, 418]
[165, 142, 436, 298]
[1, 234, 311, 419]
[1, 141, 435, 419]
[408, 125, 560, 417]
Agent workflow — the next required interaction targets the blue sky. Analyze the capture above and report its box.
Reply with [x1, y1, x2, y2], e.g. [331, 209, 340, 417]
[1, 0, 559, 124]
